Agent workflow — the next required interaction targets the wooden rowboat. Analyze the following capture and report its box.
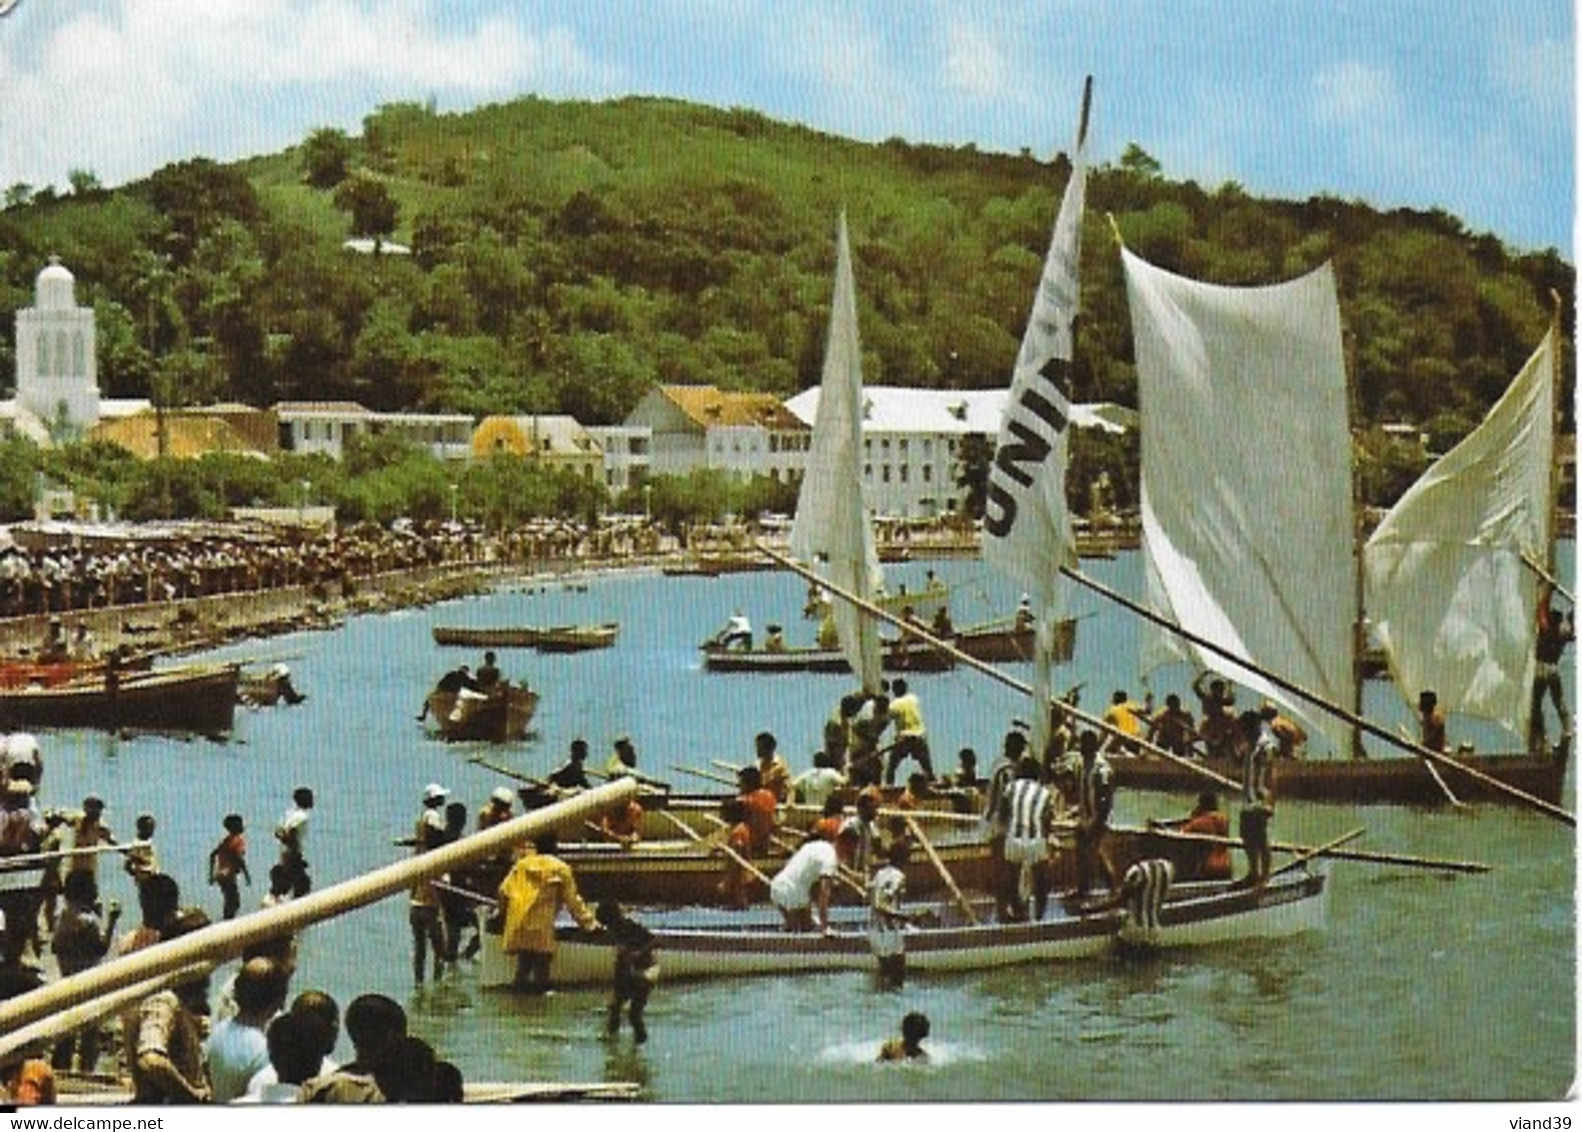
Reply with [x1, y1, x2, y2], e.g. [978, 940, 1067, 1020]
[532, 623, 619, 653]
[478, 867, 1328, 987]
[433, 623, 619, 652]
[1107, 739, 1570, 806]
[0, 662, 239, 735]
[951, 616, 1076, 664]
[700, 637, 954, 674]
[424, 684, 539, 742]
[0, 653, 155, 689]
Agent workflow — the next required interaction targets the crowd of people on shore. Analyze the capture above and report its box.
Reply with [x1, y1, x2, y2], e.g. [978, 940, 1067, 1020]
[0, 517, 674, 621]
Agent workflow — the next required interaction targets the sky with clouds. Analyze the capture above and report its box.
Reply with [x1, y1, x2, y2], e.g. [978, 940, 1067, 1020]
[0, 0, 1573, 252]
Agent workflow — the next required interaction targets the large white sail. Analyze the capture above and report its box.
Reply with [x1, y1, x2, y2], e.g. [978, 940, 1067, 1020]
[789, 212, 884, 691]
[1123, 250, 1356, 758]
[1363, 330, 1556, 740]
[983, 77, 1090, 753]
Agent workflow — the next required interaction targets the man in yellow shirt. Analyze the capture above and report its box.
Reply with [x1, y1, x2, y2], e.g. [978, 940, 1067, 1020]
[1102, 689, 1153, 752]
[884, 679, 934, 784]
[497, 833, 599, 994]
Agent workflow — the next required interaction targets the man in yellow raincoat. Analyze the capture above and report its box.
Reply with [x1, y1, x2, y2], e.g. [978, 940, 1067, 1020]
[497, 832, 599, 993]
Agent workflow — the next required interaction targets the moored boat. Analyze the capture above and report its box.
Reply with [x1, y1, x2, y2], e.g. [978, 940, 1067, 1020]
[478, 866, 1328, 987]
[951, 617, 1076, 664]
[0, 662, 239, 735]
[700, 637, 954, 674]
[532, 623, 619, 653]
[433, 623, 619, 652]
[424, 684, 539, 742]
[1107, 741, 1570, 806]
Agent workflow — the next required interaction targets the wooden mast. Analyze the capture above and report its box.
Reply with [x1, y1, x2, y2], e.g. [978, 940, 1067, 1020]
[1344, 309, 1368, 759]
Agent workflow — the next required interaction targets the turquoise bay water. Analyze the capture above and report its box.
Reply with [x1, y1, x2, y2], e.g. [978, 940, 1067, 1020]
[31, 549, 1575, 1101]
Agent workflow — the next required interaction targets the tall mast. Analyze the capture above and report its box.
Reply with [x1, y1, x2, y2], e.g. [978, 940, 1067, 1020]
[1344, 313, 1367, 758]
[1545, 292, 1564, 579]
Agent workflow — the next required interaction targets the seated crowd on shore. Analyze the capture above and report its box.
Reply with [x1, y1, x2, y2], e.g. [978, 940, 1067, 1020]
[0, 516, 669, 620]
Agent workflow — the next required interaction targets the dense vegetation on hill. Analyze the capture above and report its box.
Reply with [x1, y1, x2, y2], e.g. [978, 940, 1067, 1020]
[0, 94, 1572, 520]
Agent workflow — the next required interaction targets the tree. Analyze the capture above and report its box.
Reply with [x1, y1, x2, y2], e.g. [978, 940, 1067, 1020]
[301, 128, 353, 189]
[1118, 143, 1164, 180]
[333, 175, 400, 245]
[954, 433, 993, 520]
[3, 184, 32, 210]
[67, 169, 102, 196]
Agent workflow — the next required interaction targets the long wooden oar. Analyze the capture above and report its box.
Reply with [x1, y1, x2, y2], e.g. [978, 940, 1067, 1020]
[903, 814, 978, 925]
[1129, 824, 1489, 874]
[1270, 827, 1366, 879]
[1398, 724, 1468, 810]
[1060, 564, 1575, 827]
[0, 839, 146, 872]
[674, 763, 740, 789]
[755, 543, 1244, 796]
[656, 809, 773, 889]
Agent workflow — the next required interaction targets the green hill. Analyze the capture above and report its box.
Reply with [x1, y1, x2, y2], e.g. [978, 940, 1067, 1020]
[0, 94, 1572, 505]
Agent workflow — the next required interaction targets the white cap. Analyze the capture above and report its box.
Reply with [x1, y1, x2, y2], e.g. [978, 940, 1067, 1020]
[423, 783, 449, 803]
[490, 787, 514, 806]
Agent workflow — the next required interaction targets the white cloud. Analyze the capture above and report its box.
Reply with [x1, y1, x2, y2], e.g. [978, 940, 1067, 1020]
[0, 0, 617, 189]
[768, 4, 919, 142]
[940, 17, 1008, 101]
[1310, 60, 1406, 127]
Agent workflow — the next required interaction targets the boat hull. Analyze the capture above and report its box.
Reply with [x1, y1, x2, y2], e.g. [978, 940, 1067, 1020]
[0, 663, 239, 735]
[478, 869, 1327, 987]
[425, 685, 539, 742]
[433, 624, 619, 652]
[952, 617, 1076, 664]
[700, 638, 954, 674]
[1107, 743, 1570, 806]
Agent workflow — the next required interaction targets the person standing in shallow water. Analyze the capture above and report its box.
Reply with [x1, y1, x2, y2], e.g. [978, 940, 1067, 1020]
[208, 813, 251, 921]
[497, 833, 600, 994]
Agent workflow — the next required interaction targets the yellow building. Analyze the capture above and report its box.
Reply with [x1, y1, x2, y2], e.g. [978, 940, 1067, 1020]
[471, 415, 603, 481]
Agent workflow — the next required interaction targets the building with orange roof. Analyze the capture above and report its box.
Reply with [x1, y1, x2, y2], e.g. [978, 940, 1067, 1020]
[625, 384, 808, 482]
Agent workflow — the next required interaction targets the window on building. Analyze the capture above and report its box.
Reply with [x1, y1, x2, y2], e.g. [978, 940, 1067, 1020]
[899, 465, 909, 483]
[882, 465, 891, 483]
[922, 465, 932, 483]
[923, 438, 933, 458]
[899, 438, 909, 455]
[864, 463, 872, 480]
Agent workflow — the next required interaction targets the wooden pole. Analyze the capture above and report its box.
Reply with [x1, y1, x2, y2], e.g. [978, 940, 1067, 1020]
[1060, 564, 1576, 828]
[1129, 824, 1490, 874]
[674, 764, 740, 789]
[1398, 723, 1467, 810]
[0, 962, 216, 1063]
[656, 809, 773, 889]
[1522, 551, 1575, 605]
[904, 815, 978, 925]
[1270, 827, 1365, 879]
[755, 542, 1243, 795]
[0, 839, 145, 872]
[0, 779, 638, 1036]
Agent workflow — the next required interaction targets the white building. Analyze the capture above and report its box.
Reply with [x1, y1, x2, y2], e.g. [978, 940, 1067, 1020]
[784, 386, 1134, 519]
[274, 401, 473, 461]
[625, 385, 809, 482]
[585, 425, 653, 494]
[6, 259, 149, 443]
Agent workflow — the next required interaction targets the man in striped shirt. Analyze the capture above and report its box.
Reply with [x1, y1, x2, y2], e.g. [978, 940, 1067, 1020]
[1238, 710, 1277, 888]
[999, 757, 1054, 921]
[1073, 730, 1120, 899]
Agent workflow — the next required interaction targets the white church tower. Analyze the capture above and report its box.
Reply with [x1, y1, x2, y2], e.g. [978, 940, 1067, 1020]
[14, 257, 101, 437]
